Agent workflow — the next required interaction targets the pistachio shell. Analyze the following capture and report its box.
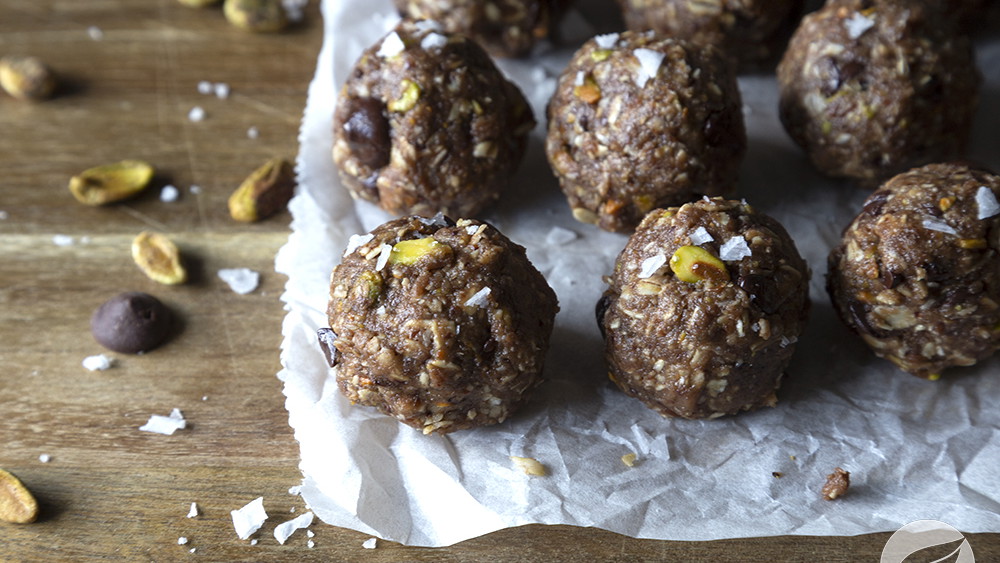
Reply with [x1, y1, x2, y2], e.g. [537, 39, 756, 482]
[68, 160, 155, 206]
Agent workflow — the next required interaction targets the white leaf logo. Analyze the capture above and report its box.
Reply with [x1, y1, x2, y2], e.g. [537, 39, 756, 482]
[882, 520, 975, 563]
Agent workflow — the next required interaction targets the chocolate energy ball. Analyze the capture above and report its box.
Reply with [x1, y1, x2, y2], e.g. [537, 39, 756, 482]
[546, 31, 745, 233]
[827, 163, 1000, 379]
[777, 0, 980, 183]
[392, 0, 565, 58]
[332, 21, 535, 219]
[324, 215, 559, 434]
[598, 198, 810, 419]
[616, 0, 804, 68]
[91, 292, 173, 354]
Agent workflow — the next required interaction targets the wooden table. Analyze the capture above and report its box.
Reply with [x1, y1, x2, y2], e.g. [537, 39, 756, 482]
[1, 1, 996, 560]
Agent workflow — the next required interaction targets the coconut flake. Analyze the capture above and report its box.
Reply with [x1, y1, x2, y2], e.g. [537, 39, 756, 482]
[139, 409, 186, 435]
[273, 511, 314, 545]
[546, 226, 578, 246]
[465, 287, 491, 308]
[689, 226, 714, 245]
[378, 32, 405, 58]
[594, 33, 619, 49]
[420, 32, 447, 51]
[343, 233, 374, 257]
[82, 354, 114, 371]
[375, 243, 392, 271]
[362, 538, 378, 549]
[633, 48, 664, 88]
[976, 186, 1000, 220]
[218, 268, 260, 294]
[231, 497, 268, 540]
[845, 12, 875, 39]
[53, 234, 74, 246]
[720, 236, 752, 261]
[638, 253, 667, 278]
[922, 218, 958, 235]
[160, 185, 180, 202]
[188, 106, 205, 122]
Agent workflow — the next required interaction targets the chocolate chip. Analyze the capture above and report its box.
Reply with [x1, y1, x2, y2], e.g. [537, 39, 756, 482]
[90, 292, 172, 354]
[704, 110, 734, 148]
[595, 293, 612, 339]
[343, 97, 390, 170]
[881, 268, 903, 289]
[862, 190, 890, 217]
[317, 328, 339, 368]
[737, 273, 785, 315]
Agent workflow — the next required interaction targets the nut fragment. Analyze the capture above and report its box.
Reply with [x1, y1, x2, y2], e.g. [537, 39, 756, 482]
[670, 245, 729, 283]
[0, 55, 56, 101]
[621, 453, 637, 467]
[131, 231, 187, 285]
[228, 157, 295, 222]
[821, 467, 850, 500]
[0, 468, 39, 524]
[223, 0, 287, 32]
[510, 456, 546, 476]
[389, 237, 452, 266]
[68, 160, 155, 206]
[573, 82, 601, 104]
[388, 79, 421, 113]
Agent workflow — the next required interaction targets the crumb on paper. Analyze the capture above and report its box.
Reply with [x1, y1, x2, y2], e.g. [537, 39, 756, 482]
[87, 26, 103, 40]
[621, 453, 637, 468]
[139, 408, 187, 435]
[821, 467, 850, 500]
[82, 354, 114, 371]
[772, 471, 783, 478]
[188, 106, 205, 122]
[38, 454, 52, 463]
[273, 511, 314, 545]
[510, 456, 546, 476]
[187, 502, 199, 518]
[231, 497, 268, 540]
[178, 537, 188, 545]
[218, 268, 260, 294]
[362, 537, 377, 549]
[160, 185, 180, 202]
[53, 234, 74, 246]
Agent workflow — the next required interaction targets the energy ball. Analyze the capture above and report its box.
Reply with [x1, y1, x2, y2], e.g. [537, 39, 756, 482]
[827, 163, 1000, 379]
[615, 0, 804, 68]
[598, 198, 810, 419]
[546, 31, 745, 233]
[777, 0, 980, 183]
[323, 215, 559, 434]
[91, 292, 173, 354]
[392, 0, 565, 58]
[332, 21, 535, 219]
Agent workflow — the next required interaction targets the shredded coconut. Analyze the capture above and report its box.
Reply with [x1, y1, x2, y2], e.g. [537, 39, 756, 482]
[231, 497, 268, 540]
[377, 31, 405, 58]
[218, 268, 260, 294]
[247, 126, 260, 140]
[465, 287, 491, 308]
[39, 454, 51, 463]
[689, 226, 714, 245]
[720, 236, 752, 261]
[922, 218, 958, 235]
[197, 80, 212, 95]
[53, 234, 74, 246]
[274, 511, 314, 545]
[362, 538, 378, 549]
[633, 48, 665, 88]
[82, 354, 114, 371]
[845, 12, 875, 40]
[187, 502, 199, 518]
[139, 408, 186, 435]
[546, 226, 578, 246]
[87, 26, 104, 40]
[188, 106, 205, 122]
[976, 186, 1000, 220]
[343, 233, 374, 257]
[160, 185, 180, 202]
[594, 33, 619, 49]
[638, 254, 667, 278]
[213, 82, 230, 99]
[375, 243, 392, 271]
[420, 32, 447, 51]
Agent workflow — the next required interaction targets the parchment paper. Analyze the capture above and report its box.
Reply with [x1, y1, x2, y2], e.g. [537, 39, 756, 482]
[276, 0, 1000, 547]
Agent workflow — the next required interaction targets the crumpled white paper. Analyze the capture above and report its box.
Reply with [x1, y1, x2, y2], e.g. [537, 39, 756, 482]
[276, 0, 1000, 547]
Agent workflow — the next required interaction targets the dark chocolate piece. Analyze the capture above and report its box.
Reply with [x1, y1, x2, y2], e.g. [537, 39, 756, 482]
[90, 292, 172, 354]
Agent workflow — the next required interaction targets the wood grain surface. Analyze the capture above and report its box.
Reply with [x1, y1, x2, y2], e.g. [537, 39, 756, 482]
[1, 1, 996, 561]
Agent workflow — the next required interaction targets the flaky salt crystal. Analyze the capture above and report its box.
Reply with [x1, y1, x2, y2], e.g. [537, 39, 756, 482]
[465, 224, 479, 235]
[720, 236, 751, 261]
[976, 186, 1000, 220]
[214, 82, 230, 99]
[465, 287, 491, 308]
[375, 243, 392, 271]
[922, 218, 957, 235]
[638, 254, 666, 278]
[574, 71, 585, 86]
[689, 226, 714, 245]
[39, 454, 51, 463]
[274, 512, 313, 545]
[288, 485, 302, 495]
[845, 12, 874, 40]
[594, 33, 618, 49]
[139, 409, 186, 435]
[307, 540, 316, 548]
[82, 354, 114, 371]
[546, 226, 578, 246]
[188, 106, 205, 122]
[197, 80, 212, 95]
[633, 48, 664, 88]
[231, 497, 268, 540]
[343, 233, 374, 257]
[178, 537, 188, 545]
[378, 32, 405, 58]
[362, 538, 377, 549]
[420, 32, 447, 51]
[187, 502, 199, 518]
[160, 185, 180, 202]
[218, 268, 260, 294]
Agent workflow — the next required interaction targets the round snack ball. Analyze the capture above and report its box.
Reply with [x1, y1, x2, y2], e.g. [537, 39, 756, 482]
[325, 215, 559, 434]
[91, 292, 173, 354]
[827, 163, 1000, 379]
[392, 0, 565, 58]
[546, 31, 746, 233]
[616, 0, 804, 68]
[332, 21, 535, 219]
[598, 198, 810, 419]
[777, 0, 980, 183]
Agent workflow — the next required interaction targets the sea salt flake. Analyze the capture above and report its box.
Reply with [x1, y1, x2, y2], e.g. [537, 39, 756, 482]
[923, 218, 958, 235]
[273, 511, 314, 545]
[689, 226, 714, 245]
[594, 33, 619, 49]
[976, 186, 1000, 220]
[375, 243, 392, 271]
[197, 80, 212, 94]
[378, 32, 405, 58]
[231, 497, 268, 540]
[343, 233, 374, 256]
[633, 48, 664, 88]
[187, 502, 199, 518]
[160, 185, 180, 202]
[288, 485, 303, 495]
[720, 236, 752, 261]
[247, 126, 260, 139]
[250, 539, 258, 545]
[362, 538, 378, 549]
[139, 408, 186, 435]
[420, 32, 447, 51]
[53, 234, 74, 246]
[188, 106, 205, 122]
[218, 268, 260, 294]
[178, 537, 188, 545]
[39, 454, 52, 463]
[82, 354, 114, 371]
[574, 71, 585, 86]
[214, 82, 230, 99]
[845, 12, 875, 39]
[413, 20, 442, 34]
[546, 226, 578, 246]
[639, 254, 666, 278]
[306, 530, 315, 538]
[307, 540, 316, 548]
[465, 287, 491, 308]
[87, 26, 104, 40]
[466, 225, 480, 235]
